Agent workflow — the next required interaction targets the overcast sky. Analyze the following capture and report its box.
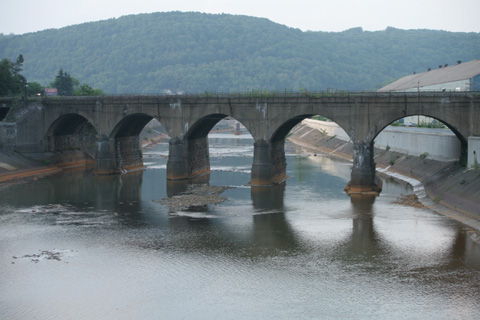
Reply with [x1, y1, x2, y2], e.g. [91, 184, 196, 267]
[1, 0, 479, 35]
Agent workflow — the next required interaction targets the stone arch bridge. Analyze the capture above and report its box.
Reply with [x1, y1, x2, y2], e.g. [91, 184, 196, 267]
[3, 92, 480, 194]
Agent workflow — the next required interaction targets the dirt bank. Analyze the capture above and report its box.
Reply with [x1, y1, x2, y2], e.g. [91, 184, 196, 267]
[288, 121, 480, 231]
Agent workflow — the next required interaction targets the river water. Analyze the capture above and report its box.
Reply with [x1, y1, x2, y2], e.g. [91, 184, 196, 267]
[1, 133, 479, 319]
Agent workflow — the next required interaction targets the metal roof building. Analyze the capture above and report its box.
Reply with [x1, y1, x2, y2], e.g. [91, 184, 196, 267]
[378, 59, 480, 92]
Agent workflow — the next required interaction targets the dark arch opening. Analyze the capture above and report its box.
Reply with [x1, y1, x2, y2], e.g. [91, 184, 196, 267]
[186, 114, 230, 139]
[48, 114, 89, 137]
[113, 113, 154, 137]
[178, 114, 253, 182]
[46, 114, 97, 154]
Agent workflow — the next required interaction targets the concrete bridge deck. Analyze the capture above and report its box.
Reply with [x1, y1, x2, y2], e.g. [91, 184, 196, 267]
[1, 91, 479, 195]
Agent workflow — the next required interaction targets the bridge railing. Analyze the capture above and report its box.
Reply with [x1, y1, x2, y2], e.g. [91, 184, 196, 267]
[95, 90, 480, 99]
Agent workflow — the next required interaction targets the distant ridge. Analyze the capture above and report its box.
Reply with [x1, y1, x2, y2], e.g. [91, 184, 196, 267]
[1, 12, 479, 94]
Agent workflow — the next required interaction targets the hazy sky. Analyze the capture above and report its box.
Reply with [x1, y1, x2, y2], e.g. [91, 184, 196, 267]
[1, 0, 479, 35]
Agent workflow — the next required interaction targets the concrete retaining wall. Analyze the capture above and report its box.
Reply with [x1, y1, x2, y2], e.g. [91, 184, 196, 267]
[374, 127, 461, 161]
[0, 123, 16, 150]
[302, 119, 461, 161]
[468, 136, 480, 169]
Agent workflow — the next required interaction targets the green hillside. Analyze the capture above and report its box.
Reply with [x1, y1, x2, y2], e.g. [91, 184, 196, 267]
[1, 11, 479, 94]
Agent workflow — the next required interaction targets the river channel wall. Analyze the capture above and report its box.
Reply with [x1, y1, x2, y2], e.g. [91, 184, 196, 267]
[300, 119, 461, 161]
[288, 119, 480, 226]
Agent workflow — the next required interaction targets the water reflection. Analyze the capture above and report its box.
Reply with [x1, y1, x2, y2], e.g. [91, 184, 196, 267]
[250, 182, 301, 255]
[250, 211, 301, 256]
[347, 194, 378, 256]
[345, 194, 480, 270]
[448, 229, 480, 270]
[1, 134, 480, 319]
[251, 183, 285, 212]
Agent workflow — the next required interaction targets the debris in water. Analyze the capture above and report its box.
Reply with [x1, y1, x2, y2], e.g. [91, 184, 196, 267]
[394, 194, 425, 208]
[12, 249, 74, 263]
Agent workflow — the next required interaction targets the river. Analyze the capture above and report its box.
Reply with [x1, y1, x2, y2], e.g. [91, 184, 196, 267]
[1, 133, 479, 319]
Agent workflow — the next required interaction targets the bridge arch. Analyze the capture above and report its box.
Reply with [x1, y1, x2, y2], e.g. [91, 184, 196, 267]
[372, 115, 467, 163]
[45, 113, 98, 153]
[251, 113, 353, 186]
[109, 113, 157, 171]
[271, 115, 314, 143]
[110, 113, 155, 138]
[184, 113, 252, 139]
[167, 113, 253, 180]
[373, 115, 467, 146]
[270, 114, 351, 143]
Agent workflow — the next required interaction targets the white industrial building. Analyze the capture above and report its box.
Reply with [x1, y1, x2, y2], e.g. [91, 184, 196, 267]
[378, 59, 480, 92]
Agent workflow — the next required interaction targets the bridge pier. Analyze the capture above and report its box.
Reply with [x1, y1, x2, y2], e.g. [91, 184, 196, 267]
[94, 135, 145, 174]
[251, 139, 287, 186]
[345, 140, 382, 195]
[166, 138, 188, 180]
[166, 136, 210, 180]
[115, 135, 144, 172]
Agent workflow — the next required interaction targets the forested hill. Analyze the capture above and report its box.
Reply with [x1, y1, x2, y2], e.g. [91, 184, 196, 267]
[1, 11, 479, 94]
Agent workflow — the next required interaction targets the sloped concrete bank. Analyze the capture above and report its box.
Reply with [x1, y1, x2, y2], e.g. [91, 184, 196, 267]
[288, 121, 480, 233]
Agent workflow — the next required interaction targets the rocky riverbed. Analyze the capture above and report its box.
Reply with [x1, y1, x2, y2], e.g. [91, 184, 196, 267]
[157, 184, 233, 213]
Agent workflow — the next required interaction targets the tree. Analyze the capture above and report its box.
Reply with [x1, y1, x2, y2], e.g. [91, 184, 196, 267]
[0, 55, 26, 96]
[13, 54, 24, 77]
[0, 59, 15, 96]
[74, 84, 104, 96]
[50, 69, 75, 96]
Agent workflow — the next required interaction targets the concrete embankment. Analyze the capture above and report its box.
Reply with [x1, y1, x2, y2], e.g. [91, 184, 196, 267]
[288, 119, 480, 231]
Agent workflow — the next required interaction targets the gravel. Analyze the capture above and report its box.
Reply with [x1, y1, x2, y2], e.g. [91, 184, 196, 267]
[158, 184, 233, 212]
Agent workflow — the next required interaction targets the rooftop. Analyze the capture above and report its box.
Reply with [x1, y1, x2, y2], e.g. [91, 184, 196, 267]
[378, 59, 480, 92]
